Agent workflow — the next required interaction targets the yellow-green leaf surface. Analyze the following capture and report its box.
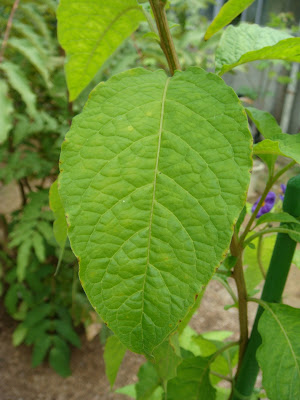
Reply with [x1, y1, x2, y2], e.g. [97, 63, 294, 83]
[246, 107, 300, 164]
[57, 0, 144, 101]
[49, 180, 68, 248]
[0, 80, 13, 144]
[257, 303, 300, 400]
[59, 67, 252, 355]
[215, 24, 300, 75]
[205, 0, 255, 40]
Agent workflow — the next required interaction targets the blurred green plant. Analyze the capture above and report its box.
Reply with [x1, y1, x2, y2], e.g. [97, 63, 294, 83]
[0, 0, 96, 377]
[0, 0, 221, 379]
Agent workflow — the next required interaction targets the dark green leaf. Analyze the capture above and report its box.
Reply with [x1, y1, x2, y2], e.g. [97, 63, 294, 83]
[257, 303, 300, 400]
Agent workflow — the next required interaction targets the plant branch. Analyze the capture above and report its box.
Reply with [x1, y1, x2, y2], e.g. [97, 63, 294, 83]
[211, 341, 239, 363]
[213, 275, 238, 304]
[244, 227, 298, 247]
[230, 234, 248, 376]
[210, 370, 233, 382]
[239, 176, 272, 243]
[240, 160, 296, 243]
[0, 0, 21, 63]
[256, 236, 266, 279]
[149, 0, 181, 75]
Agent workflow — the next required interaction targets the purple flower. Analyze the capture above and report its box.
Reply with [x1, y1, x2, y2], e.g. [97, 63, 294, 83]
[252, 191, 276, 218]
[279, 184, 286, 201]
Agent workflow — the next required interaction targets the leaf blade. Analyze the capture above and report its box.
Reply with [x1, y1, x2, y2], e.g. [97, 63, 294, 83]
[205, 0, 255, 40]
[57, 0, 145, 100]
[246, 107, 300, 164]
[59, 67, 252, 355]
[215, 24, 299, 75]
[257, 303, 300, 400]
[0, 80, 14, 144]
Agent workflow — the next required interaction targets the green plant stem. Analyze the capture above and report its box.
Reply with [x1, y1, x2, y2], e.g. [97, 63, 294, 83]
[210, 371, 233, 382]
[244, 226, 299, 246]
[211, 341, 239, 363]
[0, 0, 21, 63]
[256, 236, 266, 279]
[232, 174, 300, 400]
[213, 275, 238, 304]
[240, 160, 296, 243]
[230, 234, 248, 375]
[149, 0, 181, 75]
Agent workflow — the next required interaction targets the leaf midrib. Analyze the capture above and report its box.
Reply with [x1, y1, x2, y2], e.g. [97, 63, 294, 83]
[140, 77, 171, 346]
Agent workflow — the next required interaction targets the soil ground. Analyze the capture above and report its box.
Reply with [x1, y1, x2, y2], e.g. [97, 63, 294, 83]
[0, 161, 299, 400]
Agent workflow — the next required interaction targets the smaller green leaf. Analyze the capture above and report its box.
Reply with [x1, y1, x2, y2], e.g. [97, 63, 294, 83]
[0, 61, 37, 117]
[17, 240, 32, 282]
[215, 24, 299, 75]
[247, 107, 300, 164]
[49, 336, 71, 377]
[13, 21, 48, 58]
[136, 362, 161, 400]
[115, 384, 136, 398]
[19, 4, 53, 46]
[55, 319, 81, 348]
[104, 335, 127, 388]
[253, 141, 280, 172]
[255, 212, 300, 228]
[8, 38, 51, 86]
[205, 0, 255, 40]
[215, 387, 231, 400]
[179, 325, 203, 356]
[32, 232, 46, 262]
[282, 222, 300, 242]
[12, 323, 28, 346]
[49, 180, 68, 248]
[167, 355, 216, 400]
[152, 333, 182, 383]
[257, 303, 300, 400]
[0, 80, 13, 144]
[4, 284, 20, 315]
[32, 335, 52, 367]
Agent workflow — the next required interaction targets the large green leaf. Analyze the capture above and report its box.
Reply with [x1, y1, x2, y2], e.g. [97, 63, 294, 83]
[215, 24, 300, 75]
[49, 180, 68, 248]
[166, 355, 216, 400]
[257, 303, 300, 400]
[0, 80, 13, 144]
[205, 0, 255, 40]
[104, 335, 127, 388]
[0, 61, 37, 118]
[59, 67, 252, 355]
[246, 107, 300, 164]
[57, 0, 145, 101]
